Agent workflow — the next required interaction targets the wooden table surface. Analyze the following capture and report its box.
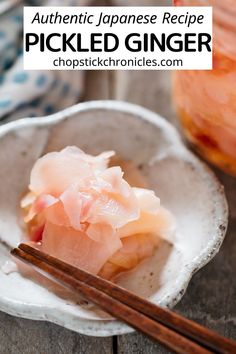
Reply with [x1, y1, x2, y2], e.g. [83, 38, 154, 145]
[0, 69, 235, 354]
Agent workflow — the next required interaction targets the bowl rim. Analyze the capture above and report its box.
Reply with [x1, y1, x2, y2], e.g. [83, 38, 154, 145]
[0, 100, 229, 336]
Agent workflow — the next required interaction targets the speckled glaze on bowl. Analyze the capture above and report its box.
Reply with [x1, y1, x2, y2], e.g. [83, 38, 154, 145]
[0, 101, 228, 336]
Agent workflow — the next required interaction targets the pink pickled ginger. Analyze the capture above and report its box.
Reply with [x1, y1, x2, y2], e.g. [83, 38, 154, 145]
[21, 146, 175, 279]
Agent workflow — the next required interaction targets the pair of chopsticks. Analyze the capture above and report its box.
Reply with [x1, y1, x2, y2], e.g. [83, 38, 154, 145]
[11, 244, 236, 354]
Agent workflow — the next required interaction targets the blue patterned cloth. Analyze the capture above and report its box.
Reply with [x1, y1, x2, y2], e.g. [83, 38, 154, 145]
[0, 0, 86, 122]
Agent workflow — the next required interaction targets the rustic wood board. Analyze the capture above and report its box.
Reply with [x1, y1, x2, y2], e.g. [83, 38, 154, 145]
[0, 72, 235, 354]
[0, 311, 113, 354]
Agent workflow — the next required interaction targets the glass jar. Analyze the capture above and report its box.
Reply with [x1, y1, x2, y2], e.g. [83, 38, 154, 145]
[173, 0, 236, 175]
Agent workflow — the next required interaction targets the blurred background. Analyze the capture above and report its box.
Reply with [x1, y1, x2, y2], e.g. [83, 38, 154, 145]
[0, 0, 172, 125]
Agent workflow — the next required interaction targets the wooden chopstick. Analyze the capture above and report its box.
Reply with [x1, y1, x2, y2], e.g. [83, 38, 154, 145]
[16, 243, 235, 354]
[11, 246, 210, 354]
[11, 244, 236, 354]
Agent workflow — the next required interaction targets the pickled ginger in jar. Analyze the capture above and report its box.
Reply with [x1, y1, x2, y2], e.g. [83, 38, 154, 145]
[173, 0, 236, 175]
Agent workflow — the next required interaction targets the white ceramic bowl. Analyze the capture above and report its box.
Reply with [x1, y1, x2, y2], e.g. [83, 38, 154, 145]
[0, 101, 228, 336]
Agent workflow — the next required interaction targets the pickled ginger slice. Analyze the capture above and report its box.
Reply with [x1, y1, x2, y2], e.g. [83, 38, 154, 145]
[29, 147, 114, 197]
[42, 221, 122, 274]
